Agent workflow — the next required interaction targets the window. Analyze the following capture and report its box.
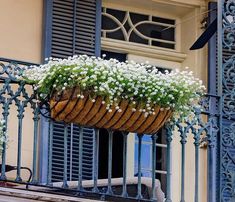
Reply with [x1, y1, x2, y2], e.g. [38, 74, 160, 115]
[102, 7, 176, 49]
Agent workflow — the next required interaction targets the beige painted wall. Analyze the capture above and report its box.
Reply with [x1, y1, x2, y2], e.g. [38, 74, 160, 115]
[0, 0, 43, 63]
[172, 4, 208, 202]
[0, 0, 209, 201]
[0, 0, 43, 181]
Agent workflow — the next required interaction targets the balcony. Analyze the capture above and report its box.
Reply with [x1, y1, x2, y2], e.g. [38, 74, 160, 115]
[0, 58, 219, 202]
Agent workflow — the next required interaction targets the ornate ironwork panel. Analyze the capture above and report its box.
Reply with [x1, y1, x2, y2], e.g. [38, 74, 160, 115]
[218, 0, 235, 201]
[0, 58, 40, 181]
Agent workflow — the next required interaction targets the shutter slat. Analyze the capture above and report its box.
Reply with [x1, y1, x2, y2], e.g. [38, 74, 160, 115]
[44, 0, 100, 182]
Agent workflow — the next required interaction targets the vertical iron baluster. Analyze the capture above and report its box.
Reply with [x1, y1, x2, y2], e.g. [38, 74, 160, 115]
[137, 134, 143, 200]
[165, 126, 173, 202]
[78, 127, 84, 190]
[15, 106, 24, 182]
[207, 117, 218, 202]
[93, 128, 99, 193]
[69, 123, 74, 181]
[0, 104, 9, 180]
[180, 129, 187, 202]
[106, 130, 113, 195]
[32, 107, 40, 183]
[62, 123, 68, 188]
[194, 131, 200, 202]
[47, 119, 53, 185]
[0, 139, 6, 180]
[151, 133, 157, 201]
[122, 132, 128, 198]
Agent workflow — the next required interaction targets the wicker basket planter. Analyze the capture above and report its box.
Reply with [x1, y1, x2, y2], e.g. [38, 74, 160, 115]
[50, 87, 172, 134]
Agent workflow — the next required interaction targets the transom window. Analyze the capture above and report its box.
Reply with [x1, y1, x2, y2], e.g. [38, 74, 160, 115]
[102, 7, 176, 49]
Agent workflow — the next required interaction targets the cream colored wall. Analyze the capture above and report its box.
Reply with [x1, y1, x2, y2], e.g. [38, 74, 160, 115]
[172, 4, 208, 202]
[0, 0, 43, 180]
[0, 0, 43, 62]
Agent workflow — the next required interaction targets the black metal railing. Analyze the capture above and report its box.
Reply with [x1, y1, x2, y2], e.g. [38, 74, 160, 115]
[0, 58, 219, 202]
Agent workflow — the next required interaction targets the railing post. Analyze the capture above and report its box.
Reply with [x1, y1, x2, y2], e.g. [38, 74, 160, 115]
[136, 133, 143, 200]
[151, 133, 157, 201]
[15, 106, 24, 182]
[0, 103, 10, 181]
[122, 132, 128, 198]
[32, 107, 40, 183]
[180, 126, 187, 202]
[106, 130, 113, 195]
[46, 119, 53, 186]
[93, 128, 99, 193]
[207, 117, 218, 202]
[62, 123, 68, 188]
[193, 131, 200, 202]
[78, 126, 84, 191]
[165, 125, 173, 202]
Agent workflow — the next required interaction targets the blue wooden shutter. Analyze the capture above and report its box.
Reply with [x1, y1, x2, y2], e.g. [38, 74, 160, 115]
[42, 0, 101, 182]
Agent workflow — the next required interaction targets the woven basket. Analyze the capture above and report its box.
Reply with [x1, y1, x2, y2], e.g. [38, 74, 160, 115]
[50, 87, 172, 134]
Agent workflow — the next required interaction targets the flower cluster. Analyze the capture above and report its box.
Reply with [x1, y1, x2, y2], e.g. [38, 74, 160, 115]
[0, 119, 7, 155]
[22, 55, 205, 118]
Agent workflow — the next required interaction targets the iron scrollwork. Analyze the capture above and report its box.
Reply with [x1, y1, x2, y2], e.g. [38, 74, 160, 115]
[220, 0, 235, 201]
[0, 59, 40, 180]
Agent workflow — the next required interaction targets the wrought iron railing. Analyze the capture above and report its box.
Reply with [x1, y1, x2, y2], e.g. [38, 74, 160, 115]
[0, 58, 219, 202]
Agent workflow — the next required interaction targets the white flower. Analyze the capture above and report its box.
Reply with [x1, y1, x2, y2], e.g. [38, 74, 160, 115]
[22, 55, 205, 120]
[0, 118, 7, 155]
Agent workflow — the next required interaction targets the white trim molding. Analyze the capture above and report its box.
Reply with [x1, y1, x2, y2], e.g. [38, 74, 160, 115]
[102, 38, 187, 62]
[151, 0, 206, 8]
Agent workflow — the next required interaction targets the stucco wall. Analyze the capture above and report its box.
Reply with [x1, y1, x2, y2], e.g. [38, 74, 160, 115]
[0, 0, 43, 63]
[0, 0, 43, 181]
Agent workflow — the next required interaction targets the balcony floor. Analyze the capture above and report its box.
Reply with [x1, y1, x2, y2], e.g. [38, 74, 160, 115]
[0, 187, 100, 202]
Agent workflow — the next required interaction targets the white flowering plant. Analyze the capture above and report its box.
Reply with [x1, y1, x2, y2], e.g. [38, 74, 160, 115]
[22, 55, 205, 119]
[0, 119, 7, 155]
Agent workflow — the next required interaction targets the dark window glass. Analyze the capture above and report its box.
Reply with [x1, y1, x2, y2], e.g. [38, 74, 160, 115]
[101, 50, 127, 62]
[129, 12, 149, 24]
[106, 30, 125, 40]
[106, 8, 126, 22]
[129, 32, 148, 45]
[102, 15, 118, 30]
[102, 7, 176, 50]
[152, 16, 175, 25]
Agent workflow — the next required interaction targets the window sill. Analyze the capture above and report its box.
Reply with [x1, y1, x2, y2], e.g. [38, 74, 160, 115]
[101, 38, 187, 62]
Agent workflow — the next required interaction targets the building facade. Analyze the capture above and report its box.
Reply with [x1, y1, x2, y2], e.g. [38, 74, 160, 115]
[0, 0, 234, 202]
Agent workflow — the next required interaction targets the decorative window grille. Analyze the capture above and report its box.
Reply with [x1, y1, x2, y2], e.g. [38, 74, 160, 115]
[102, 7, 176, 49]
